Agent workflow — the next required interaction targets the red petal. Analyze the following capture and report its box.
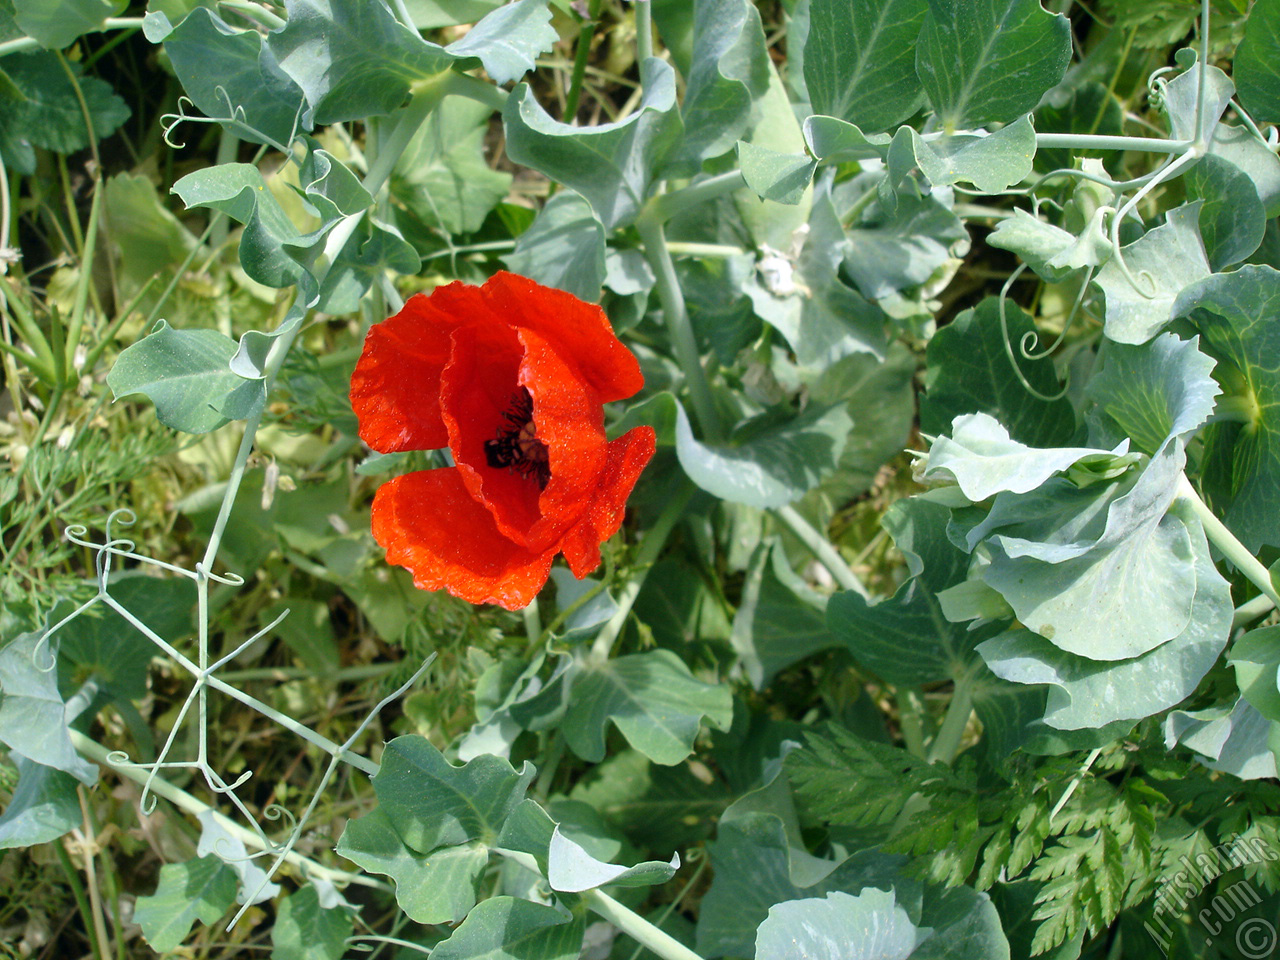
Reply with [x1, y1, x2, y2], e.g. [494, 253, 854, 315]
[483, 272, 645, 403]
[350, 292, 463, 453]
[371, 468, 555, 610]
[560, 426, 657, 578]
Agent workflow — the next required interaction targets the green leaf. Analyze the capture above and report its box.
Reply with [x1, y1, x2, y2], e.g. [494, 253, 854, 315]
[1173, 263, 1280, 551]
[737, 142, 817, 206]
[52, 573, 193, 701]
[1208, 121, 1280, 219]
[503, 58, 682, 228]
[675, 399, 852, 509]
[391, 95, 513, 235]
[12, 0, 112, 48]
[101, 172, 200, 311]
[562, 649, 733, 765]
[336, 807, 485, 924]
[0, 756, 81, 850]
[919, 298, 1075, 447]
[1033, 81, 1125, 175]
[267, 0, 456, 126]
[730, 541, 833, 689]
[916, 0, 1070, 129]
[404, 0, 503, 29]
[1235, 0, 1280, 124]
[674, 0, 770, 170]
[502, 191, 606, 301]
[144, 7, 306, 147]
[133, 856, 239, 953]
[804, 0, 927, 132]
[0, 52, 129, 164]
[1086, 333, 1220, 456]
[1158, 52, 1236, 143]
[195, 810, 280, 905]
[546, 824, 679, 892]
[108, 320, 263, 434]
[1230, 625, 1280, 722]
[430, 896, 583, 960]
[755, 889, 930, 960]
[0, 632, 98, 785]
[844, 185, 967, 299]
[1094, 203, 1212, 345]
[270, 885, 353, 960]
[1165, 697, 1279, 780]
[899, 116, 1037, 193]
[1185, 153, 1267, 270]
[444, 0, 556, 85]
[985, 207, 1105, 284]
[371, 734, 534, 853]
[803, 116, 893, 163]
[978, 507, 1231, 729]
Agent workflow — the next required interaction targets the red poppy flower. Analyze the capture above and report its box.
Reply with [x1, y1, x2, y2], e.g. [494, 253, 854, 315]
[350, 272, 656, 610]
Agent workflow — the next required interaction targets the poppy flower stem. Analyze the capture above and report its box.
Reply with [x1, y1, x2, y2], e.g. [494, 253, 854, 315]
[636, 211, 725, 444]
[589, 481, 696, 663]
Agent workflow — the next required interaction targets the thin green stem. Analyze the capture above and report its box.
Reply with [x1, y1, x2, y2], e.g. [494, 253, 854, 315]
[1177, 474, 1280, 609]
[563, 1, 602, 121]
[773, 504, 869, 598]
[897, 688, 928, 760]
[590, 482, 695, 662]
[1233, 594, 1274, 630]
[636, 211, 723, 442]
[585, 889, 707, 960]
[648, 171, 748, 222]
[926, 675, 974, 766]
[55, 840, 103, 960]
[217, 0, 287, 30]
[1033, 133, 1192, 152]
[76, 787, 114, 960]
[634, 0, 653, 64]
[70, 730, 388, 890]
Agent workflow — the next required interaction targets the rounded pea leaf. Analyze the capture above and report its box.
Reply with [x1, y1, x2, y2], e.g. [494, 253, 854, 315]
[1232, 0, 1280, 124]
[430, 897, 583, 960]
[755, 889, 930, 960]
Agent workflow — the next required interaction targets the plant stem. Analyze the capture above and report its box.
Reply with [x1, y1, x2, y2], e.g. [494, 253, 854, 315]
[563, 0, 602, 122]
[636, 211, 723, 443]
[585, 889, 707, 960]
[70, 730, 389, 891]
[634, 0, 653, 64]
[897, 687, 927, 759]
[773, 504, 870, 598]
[76, 787, 114, 960]
[590, 482, 696, 661]
[1034, 133, 1191, 153]
[1177, 474, 1280, 609]
[55, 839, 103, 960]
[926, 675, 974, 765]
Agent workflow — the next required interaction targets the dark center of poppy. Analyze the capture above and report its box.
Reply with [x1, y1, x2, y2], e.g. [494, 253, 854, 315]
[484, 387, 550, 489]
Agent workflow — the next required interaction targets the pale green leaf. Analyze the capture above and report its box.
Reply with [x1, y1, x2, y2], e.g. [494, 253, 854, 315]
[1165, 697, 1279, 780]
[0, 632, 98, 785]
[134, 856, 238, 953]
[755, 889, 929, 960]
[902, 116, 1037, 193]
[502, 191, 606, 300]
[546, 824, 678, 892]
[0, 756, 81, 849]
[270, 885, 352, 960]
[445, 0, 556, 85]
[430, 897, 583, 960]
[1235, 0, 1280, 124]
[737, 141, 817, 206]
[12, 0, 112, 48]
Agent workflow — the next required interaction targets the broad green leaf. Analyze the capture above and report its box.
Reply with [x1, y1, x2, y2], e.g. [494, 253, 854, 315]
[391, 96, 512, 235]
[108, 320, 263, 433]
[1158, 52, 1236, 143]
[916, 0, 1070, 129]
[920, 412, 1129, 502]
[978, 508, 1231, 729]
[985, 208, 1103, 284]
[1230, 626, 1280, 722]
[1235, 0, 1280, 124]
[569, 749, 733, 850]
[502, 191, 606, 301]
[0, 632, 98, 785]
[1185, 153, 1267, 270]
[1086, 333, 1220, 456]
[674, 0, 770, 170]
[404, 0, 503, 29]
[696, 811, 913, 958]
[1173, 263, 1280, 551]
[0, 52, 129, 173]
[430, 897, 583, 960]
[804, 0, 927, 132]
[294, 143, 372, 219]
[503, 58, 683, 229]
[919, 299, 1075, 448]
[444, 0, 556, 85]
[978, 446, 1197, 660]
[52, 572, 194, 701]
[336, 807, 485, 924]
[195, 810, 280, 905]
[803, 116, 893, 163]
[562, 649, 733, 765]
[144, 7, 306, 147]
[675, 399, 852, 509]
[1165, 697, 1279, 780]
[730, 541, 833, 689]
[270, 885, 352, 960]
[634, 555, 733, 651]
[371, 734, 534, 853]
[546, 824, 678, 892]
[899, 116, 1037, 194]
[547, 568, 618, 643]
[1209, 122, 1280, 219]
[0, 756, 81, 849]
[133, 856, 238, 953]
[844, 186, 967, 299]
[12, 0, 112, 48]
[101, 173, 200, 313]
[267, 0, 456, 126]
[1093, 203, 1211, 344]
[737, 142, 817, 205]
[755, 889, 930, 960]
